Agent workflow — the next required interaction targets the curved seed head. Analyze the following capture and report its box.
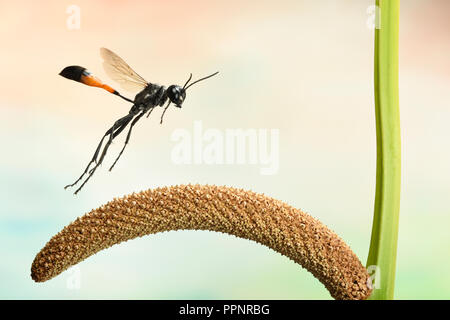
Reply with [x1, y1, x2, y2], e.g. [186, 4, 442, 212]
[31, 184, 372, 300]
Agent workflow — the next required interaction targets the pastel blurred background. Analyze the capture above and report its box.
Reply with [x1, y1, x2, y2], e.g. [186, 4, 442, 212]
[1, 0, 449, 299]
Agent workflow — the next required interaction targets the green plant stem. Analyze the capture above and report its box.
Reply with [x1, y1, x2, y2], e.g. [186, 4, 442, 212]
[366, 0, 401, 300]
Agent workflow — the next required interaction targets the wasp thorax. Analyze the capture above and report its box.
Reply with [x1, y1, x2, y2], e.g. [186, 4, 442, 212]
[167, 85, 186, 108]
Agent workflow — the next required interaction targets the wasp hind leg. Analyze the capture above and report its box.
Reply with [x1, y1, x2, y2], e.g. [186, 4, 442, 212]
[65, 113, 133, 194]
[73, 114, 134, 194]
[109, 110, 146, 172]
[146, 106, 155, 118]
[64, 130, 111, 190]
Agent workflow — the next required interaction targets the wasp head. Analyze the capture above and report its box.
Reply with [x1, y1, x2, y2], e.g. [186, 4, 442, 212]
[167, 85, 186, 108]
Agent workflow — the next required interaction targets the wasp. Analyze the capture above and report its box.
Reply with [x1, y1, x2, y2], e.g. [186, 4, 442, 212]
[60, 48, 218, 194]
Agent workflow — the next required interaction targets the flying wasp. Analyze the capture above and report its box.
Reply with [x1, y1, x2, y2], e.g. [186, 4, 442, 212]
[60, 48, 218, 194]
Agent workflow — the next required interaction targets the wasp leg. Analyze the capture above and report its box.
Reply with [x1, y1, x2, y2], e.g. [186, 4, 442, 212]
[87, 123, 127, 176]
[64, 130, 111, 190]
[109, 111, 146, 172]
[73, 114, 134, 194]
[88, 115, 131, 174]
[160, 101, 171, 124]
[64, 128, 122, 190]
[65, 113, 133, 193]
[91, 120, 128, 164]
[146, 107, 155, 118]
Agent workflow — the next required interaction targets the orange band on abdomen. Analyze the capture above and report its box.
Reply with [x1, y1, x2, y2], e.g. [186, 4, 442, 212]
[80, 74, 115, 93]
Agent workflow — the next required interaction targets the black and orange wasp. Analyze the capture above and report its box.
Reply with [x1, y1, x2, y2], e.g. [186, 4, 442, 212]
[60, 48, 218, 194]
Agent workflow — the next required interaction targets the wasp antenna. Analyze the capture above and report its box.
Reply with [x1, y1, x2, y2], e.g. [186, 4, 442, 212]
[182, 73, 193, 89]
[185, 71, 219, 90]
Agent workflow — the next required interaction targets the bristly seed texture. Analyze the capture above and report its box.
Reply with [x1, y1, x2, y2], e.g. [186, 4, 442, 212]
[31, 184, 372, 300]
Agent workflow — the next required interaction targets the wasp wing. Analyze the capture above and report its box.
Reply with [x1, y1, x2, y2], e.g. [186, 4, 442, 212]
[100, 47, 148, 92]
